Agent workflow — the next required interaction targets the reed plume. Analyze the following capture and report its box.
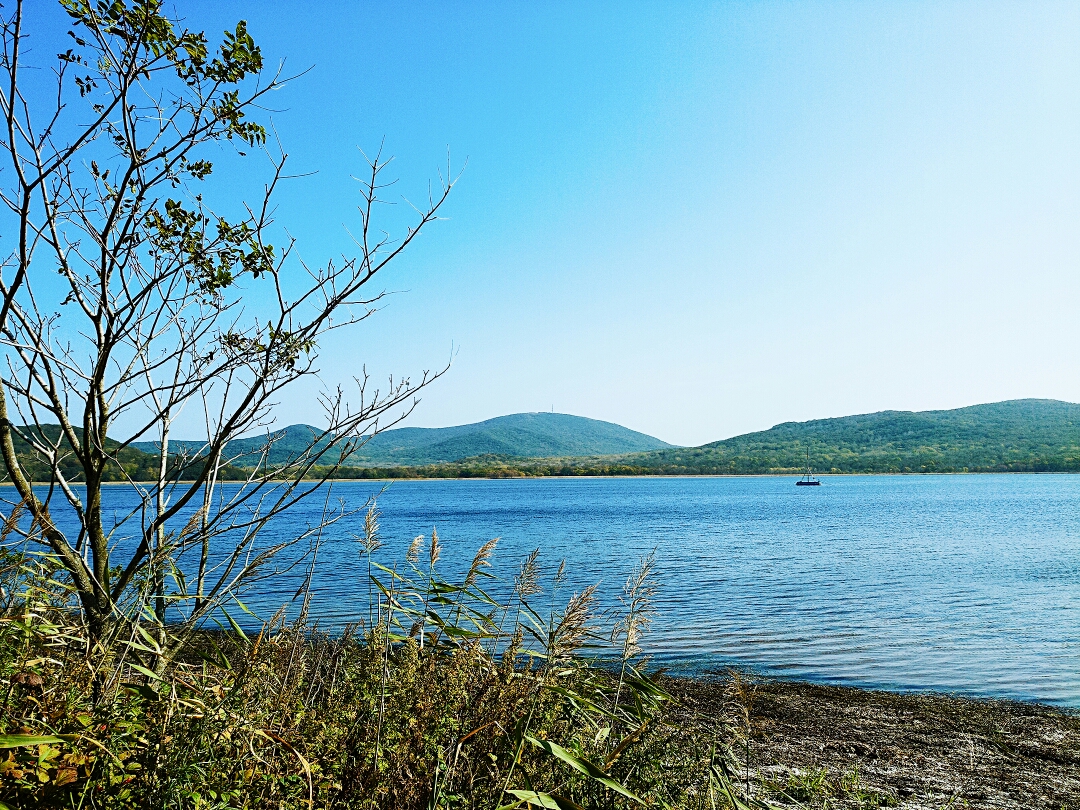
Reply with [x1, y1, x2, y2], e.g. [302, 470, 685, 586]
[428, 527, 442, 569]
[514, 548, 542, 599]
[406, 534, 423, 565]
[464, 537, 499, 588]
[612, 550, 658, 662]
[361, 500, 382, 554]
[177, 504, 208, 543]
[551, 583, 598, 662]
[358, 498, 384, 629]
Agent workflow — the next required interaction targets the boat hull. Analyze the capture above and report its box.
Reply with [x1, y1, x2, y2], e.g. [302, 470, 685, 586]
[795, 480, 821, 486]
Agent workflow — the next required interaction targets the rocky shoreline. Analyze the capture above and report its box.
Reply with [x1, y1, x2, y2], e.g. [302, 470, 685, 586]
[667, 676, 1080, 809]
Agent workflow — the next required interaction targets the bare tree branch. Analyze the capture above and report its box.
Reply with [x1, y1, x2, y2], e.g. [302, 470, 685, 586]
[0, 1, 456, 665]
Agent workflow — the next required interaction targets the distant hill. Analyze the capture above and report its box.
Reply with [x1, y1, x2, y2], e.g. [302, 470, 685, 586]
[3, 424, 160, 483]
[264, 399, 1080, 479]
[28, 400, 1080, 481]
[586, 399, 1080, 475]
[2, 425, 246, 483]
[135, 413, 674, 468]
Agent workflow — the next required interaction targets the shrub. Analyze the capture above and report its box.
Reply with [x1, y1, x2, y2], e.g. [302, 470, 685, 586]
[0, 506, 751, 810]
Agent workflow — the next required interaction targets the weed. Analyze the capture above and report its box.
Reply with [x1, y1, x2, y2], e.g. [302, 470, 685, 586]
[0, 514, 745, 809]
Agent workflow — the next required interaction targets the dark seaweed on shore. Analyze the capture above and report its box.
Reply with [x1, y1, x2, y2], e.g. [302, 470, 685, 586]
[670, 676, 1080, 810]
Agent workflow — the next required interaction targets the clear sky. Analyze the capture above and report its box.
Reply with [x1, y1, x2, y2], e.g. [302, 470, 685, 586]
[25, 1, 1080, 446]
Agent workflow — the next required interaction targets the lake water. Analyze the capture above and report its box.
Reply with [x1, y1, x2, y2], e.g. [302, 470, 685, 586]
[8, 474, 1080, 706]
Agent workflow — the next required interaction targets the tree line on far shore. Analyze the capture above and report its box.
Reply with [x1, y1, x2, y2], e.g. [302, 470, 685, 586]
[11, 395, 1080, 483]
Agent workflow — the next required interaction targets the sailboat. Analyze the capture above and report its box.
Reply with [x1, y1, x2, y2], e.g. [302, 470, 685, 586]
[795, 447, 820, 486]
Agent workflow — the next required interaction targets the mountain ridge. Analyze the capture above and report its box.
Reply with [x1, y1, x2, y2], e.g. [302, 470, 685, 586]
[132, 412, 675, 467]
[594, 398, 1080, 475]
[21, 399, 1080, 480]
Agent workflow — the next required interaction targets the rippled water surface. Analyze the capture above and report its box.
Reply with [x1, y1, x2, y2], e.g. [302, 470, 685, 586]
[19, 475, 1080, 705]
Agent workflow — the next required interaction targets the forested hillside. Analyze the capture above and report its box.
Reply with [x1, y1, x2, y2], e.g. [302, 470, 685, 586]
[135, 412, 673, 467]
[3, 425, 160, 483]
[3, 426, 246, 483]
[575, 399, 1080, 475]
[17, 401, 1080, 481]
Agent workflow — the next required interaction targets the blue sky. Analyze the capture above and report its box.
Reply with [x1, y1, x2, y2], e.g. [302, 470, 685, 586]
[24, 1, 1080, 446]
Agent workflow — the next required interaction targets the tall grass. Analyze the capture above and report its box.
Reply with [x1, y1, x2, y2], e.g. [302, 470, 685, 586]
[0, 501, 757, 810]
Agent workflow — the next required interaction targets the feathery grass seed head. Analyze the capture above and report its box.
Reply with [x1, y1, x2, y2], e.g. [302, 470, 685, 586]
[612, 550, 658, 660]
[514, 548, 542, 598]
[465, 537, 499, 588]
[363, 501, 382, 552]
[552, 583, 598, 661]
[1, 500, 27, 543]
[407, 535, 423, 565]
[429, 527, 442, 569]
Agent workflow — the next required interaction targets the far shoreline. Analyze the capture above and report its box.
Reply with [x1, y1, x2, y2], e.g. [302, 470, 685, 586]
[310, 469, 1080, 483]
[6, 469, 1080, 487]
[311, 469, 1080, 482]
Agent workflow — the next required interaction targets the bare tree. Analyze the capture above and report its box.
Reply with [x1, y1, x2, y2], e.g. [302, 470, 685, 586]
[0, 0, 453, 670]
